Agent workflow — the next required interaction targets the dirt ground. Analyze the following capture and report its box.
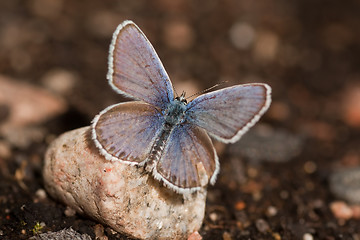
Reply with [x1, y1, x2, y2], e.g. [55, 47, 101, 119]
[0, 0, 360, 239]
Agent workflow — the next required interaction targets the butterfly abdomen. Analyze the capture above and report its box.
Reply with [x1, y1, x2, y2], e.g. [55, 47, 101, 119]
[145, 124, 173, 172]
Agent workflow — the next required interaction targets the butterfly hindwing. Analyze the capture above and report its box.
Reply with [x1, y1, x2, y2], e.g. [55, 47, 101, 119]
[153, 123, 219, 193]
[186, 84, 271, 143]
[108, 20, 174, 109]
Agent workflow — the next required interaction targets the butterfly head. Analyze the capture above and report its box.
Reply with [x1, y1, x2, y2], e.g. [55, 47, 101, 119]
[174, 91, 187, 104]
[163, 92, 188, 126]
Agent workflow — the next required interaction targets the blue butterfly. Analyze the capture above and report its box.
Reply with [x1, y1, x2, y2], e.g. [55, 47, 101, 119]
[92, 20, 272, 194]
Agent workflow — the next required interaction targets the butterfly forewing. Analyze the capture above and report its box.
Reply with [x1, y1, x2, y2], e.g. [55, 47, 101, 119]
[108, 20, 174, 109]
[92, 102, 164, 164]
[186, 84, 271, 143]
[153, 123, 219, 193]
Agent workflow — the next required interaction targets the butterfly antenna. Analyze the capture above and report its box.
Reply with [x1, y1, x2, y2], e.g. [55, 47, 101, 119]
[186, 81, 228, 100]
[173, 85, 179, 98]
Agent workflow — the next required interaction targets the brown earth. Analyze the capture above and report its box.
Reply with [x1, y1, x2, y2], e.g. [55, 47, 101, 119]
[0, 0, 360, 239]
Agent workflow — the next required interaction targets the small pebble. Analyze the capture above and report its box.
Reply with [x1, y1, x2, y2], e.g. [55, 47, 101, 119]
[0, 140, 11, 159]
[234, 201, 246, 211]
[222, 231, 232, 240]
[303, 233, 314, 240]
[255, 219, 270, 233]
[86, 11, 121, 37]
[64, 206, 77, 217]
[253, 30, 279, 62]
[234, 210, 250, 228]
[312, 199, 324, 209]
[241, 180, 262, 194]
[330, 201, 353, 220]
[34, 189, 47, 201]
[163, 20, 195, 50]
[342, 84, 360, 127]
[247, 167, 259, 178]
[41, 69, 78, 95]
[304, 161, 317, 174]
[272, 232, 281, 240]
[266, 101, 290, 122]
[266, 206, 278, 217]
[94, 224, 108, 240]
[229, 22, 255, 50]
[340, 151, 360, 167]
[209, 212, 218, 222]
[187, 231, 202, 240]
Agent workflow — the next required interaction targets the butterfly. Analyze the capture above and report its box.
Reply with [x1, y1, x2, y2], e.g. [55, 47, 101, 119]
[91, 20, 272, 194]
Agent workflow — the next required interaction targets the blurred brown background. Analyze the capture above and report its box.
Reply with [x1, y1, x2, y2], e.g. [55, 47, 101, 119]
[0, 0, 359, 239]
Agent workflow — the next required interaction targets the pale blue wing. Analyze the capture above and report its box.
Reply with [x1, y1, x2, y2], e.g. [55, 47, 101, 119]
[186, 84, 271, 143]
[108, 20, 174, 109]
[153, 123, 219, 193]
[92, 102, 164, 164]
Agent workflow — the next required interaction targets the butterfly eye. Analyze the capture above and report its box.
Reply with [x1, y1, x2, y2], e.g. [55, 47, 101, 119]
[174, 96, 187, 104]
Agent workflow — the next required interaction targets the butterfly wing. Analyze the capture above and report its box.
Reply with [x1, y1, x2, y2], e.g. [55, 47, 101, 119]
[153, 123, 219, 194]
[186, 84, 271, 143]
[108, 20, 174, 109]
[92, 102, 164, 164]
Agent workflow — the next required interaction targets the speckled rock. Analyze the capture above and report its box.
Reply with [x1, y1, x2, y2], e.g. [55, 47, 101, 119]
[0, 75, 67, 128]
[0, 75, 67, 147]
[30, 227, 92, 240]
[43, 127, 207, 240]
[228, 125, 303, 163]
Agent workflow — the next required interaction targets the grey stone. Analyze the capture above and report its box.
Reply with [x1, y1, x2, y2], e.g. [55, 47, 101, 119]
[330, 167, 360, 204]
[228, 125, 303, 163]
[30, 227, 91, 240]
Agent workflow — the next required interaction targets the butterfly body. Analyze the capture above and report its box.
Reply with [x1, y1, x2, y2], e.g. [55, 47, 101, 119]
[145, 120, 173, 172]
[146, 95, 199, 174]
[92, 20, 272, 194]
